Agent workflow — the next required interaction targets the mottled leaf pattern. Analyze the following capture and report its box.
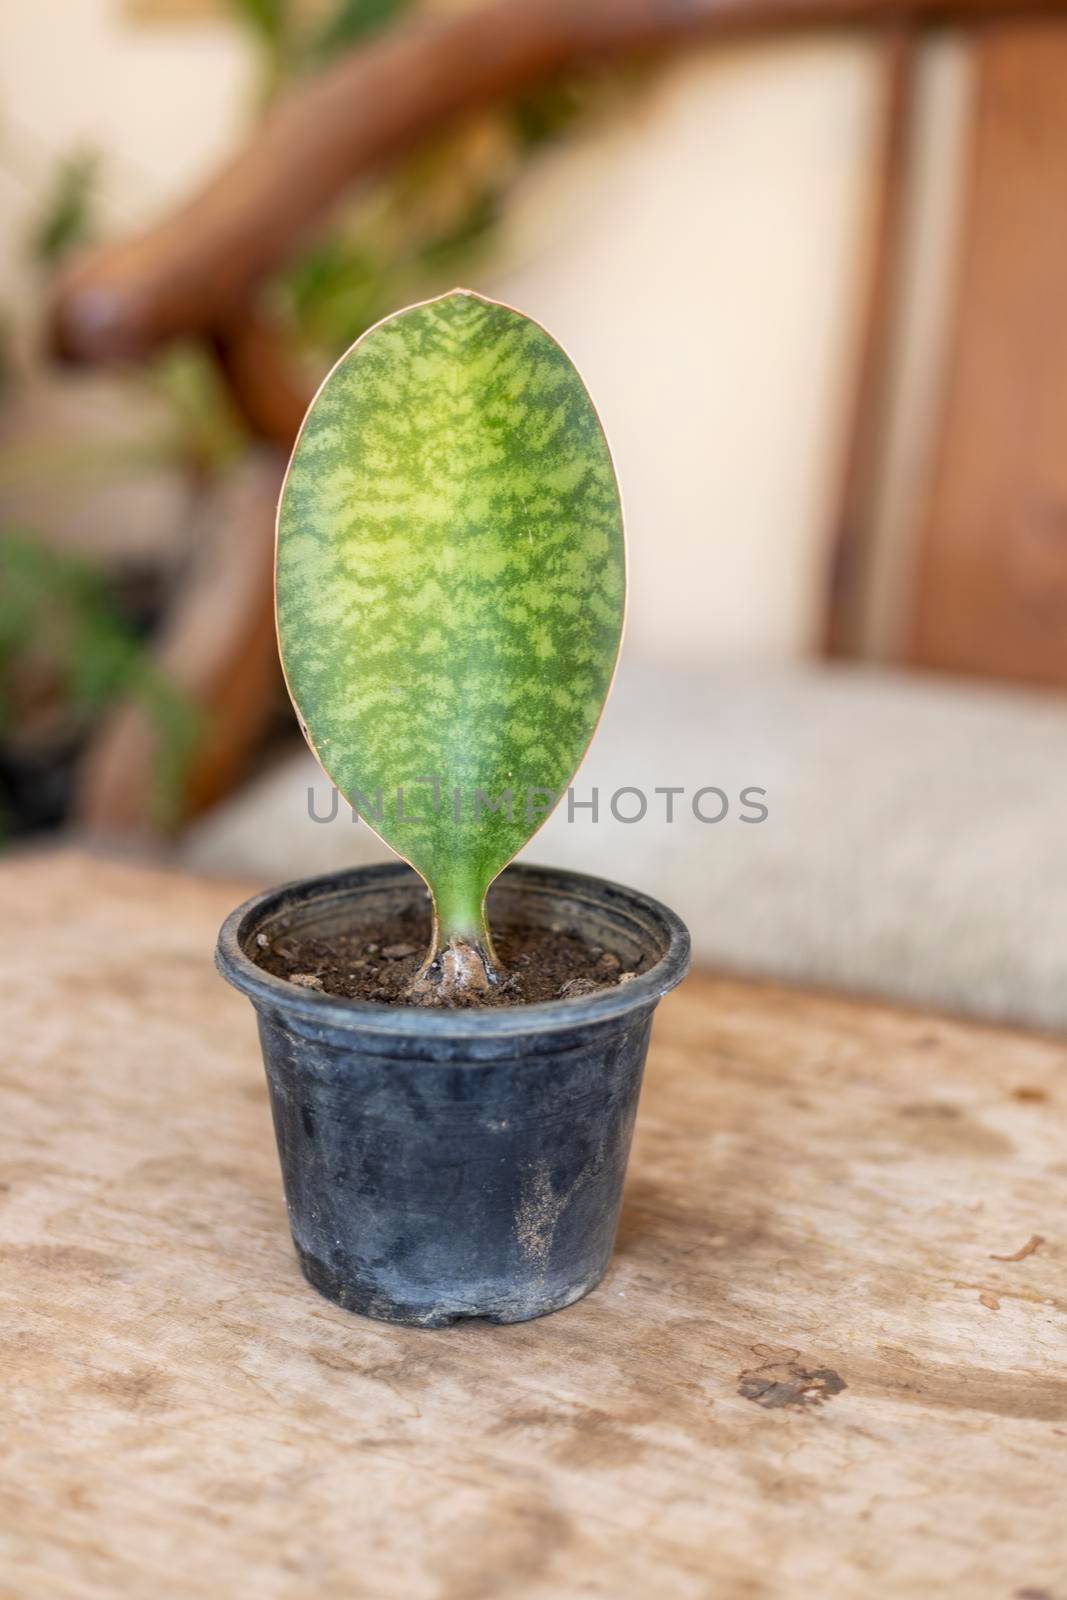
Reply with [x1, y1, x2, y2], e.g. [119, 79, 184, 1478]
[277, 290, 624, 946]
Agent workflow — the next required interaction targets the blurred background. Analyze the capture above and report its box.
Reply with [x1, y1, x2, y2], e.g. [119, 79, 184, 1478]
[2, 0, 1066, 1029]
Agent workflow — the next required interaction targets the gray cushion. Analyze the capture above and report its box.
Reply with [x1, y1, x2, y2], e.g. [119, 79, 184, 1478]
[183, 663, 1067, 1032]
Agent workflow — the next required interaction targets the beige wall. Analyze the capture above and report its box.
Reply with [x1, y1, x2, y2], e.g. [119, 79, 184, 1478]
[1, 4, 885, 665]
[490, 39, 881, 664]
[0, 0, 250, 301]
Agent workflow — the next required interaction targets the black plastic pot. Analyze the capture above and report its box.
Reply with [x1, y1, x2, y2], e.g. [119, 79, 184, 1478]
[216, 862, 689, 1327]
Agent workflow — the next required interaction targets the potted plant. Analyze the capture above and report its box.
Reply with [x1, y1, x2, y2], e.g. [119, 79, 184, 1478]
[216, 290, 689, 1326]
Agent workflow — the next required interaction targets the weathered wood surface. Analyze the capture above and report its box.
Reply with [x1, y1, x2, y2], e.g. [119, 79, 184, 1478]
[1, 851, 1064, 1599]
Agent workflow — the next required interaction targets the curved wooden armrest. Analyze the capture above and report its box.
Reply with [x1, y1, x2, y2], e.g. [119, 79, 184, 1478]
[47, 0, 1034, 367]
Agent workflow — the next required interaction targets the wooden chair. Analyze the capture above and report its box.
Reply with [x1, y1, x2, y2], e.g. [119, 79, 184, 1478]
[48, 0, 1067, 836]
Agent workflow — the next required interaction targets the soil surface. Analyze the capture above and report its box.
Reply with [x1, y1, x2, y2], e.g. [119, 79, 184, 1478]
[251, 902, 641, 1007]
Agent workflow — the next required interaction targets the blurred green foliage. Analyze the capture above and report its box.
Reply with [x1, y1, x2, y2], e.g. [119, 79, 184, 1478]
[0, 0, 629, 835]
[229, 0, 622, 358]
[309, 0, 414, 61]
[1, 160, 216, 834]
[147, 343, 246, 479]
[0, 534, 201, 826]
[232, 0, 413, 82]
[30, 152, 101, 270]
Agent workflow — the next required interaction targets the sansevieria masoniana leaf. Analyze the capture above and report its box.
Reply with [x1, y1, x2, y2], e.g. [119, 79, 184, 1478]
[276, 289, 625, 1000]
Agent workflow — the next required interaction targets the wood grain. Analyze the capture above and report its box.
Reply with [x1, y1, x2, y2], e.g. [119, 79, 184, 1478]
[1, 851, 1064, 1597]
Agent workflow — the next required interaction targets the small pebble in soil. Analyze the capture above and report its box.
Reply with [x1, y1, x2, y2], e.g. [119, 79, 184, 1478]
[290, 973, 324, 990]
[559, 977, 601, 999]
[381, 943, 416, 959]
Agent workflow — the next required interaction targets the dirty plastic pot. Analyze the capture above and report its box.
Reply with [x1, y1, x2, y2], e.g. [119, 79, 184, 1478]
[216, 861, 689, 1327]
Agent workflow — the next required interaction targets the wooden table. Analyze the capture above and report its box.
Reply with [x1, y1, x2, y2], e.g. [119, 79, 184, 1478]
[2, 852, 1064, 1599]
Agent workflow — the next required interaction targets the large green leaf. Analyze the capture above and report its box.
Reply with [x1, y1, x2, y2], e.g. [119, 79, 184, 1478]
[276, 290, 624, 989]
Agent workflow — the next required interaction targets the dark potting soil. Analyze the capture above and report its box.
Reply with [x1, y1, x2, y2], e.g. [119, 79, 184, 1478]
[251, 900, 641, 1007]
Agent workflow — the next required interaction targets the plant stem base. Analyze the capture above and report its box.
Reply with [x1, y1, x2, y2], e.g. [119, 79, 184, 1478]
[408, 935, 497, 1005]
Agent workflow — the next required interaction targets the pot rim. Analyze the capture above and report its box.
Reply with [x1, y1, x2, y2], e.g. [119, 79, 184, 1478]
[215, 861, 690, 1040]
